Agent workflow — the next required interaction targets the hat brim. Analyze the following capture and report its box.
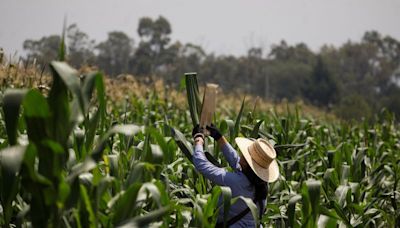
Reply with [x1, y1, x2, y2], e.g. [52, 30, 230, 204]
[235, 137, 280, 183]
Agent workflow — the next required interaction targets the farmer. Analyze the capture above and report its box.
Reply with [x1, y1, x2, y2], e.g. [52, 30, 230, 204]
[192, 124, 279, 227]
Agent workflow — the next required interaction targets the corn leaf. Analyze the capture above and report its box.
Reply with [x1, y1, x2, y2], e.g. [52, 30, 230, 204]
[48, 61, 80, 148]
[237, 196, 259, 227]
[250, 119, 264, 138]
[0, 145, 27, 225]
[287, 194, 302, 227]
[81, 72, 106, 144]
[221, 186, 232, 227]
[185, 72, 201, 126]
[79, 184, 96, 227]
[91, 124, 141, 161]
[117, 206, 170, 227]
[111, 183, 142, 224]
[231, 97, 245, 143]
[170, 127, 193, 163]
[2, 89, 28, 145]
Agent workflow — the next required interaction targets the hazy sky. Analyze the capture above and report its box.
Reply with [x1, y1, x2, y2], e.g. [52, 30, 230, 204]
[1, 0, 399, 57]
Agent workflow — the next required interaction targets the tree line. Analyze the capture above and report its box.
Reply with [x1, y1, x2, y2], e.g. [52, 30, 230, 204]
[20, 16, 400, 121]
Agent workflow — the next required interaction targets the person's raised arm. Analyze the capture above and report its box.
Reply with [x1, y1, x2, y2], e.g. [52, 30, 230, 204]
[206, 125, 241, 171]
[192, 125, 232, 185]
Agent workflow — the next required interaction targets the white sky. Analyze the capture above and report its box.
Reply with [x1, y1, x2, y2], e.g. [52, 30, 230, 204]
[1, 0, 399, 57]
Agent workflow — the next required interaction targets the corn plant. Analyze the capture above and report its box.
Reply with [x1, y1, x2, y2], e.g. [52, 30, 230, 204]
[0, 60, 399, 227]
[0, 62, 171, 227]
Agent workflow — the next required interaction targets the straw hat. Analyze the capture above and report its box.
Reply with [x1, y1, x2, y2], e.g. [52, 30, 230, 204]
[235, 137, 280, 183]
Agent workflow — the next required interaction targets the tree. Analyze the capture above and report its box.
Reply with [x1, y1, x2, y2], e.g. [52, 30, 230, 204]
[130, 42, 153, 76]
[96, 31, 133, 76]
[380, 84, 400, 118]
[23, 35, 61, 65]
[334, 94, 372, 121]
[0, 47, 4, 63]
[267, 61, 312, 101]
[67, 24, 95, 68]
[162, 42, 206, 84]
[269, 41, 315, 65]
[362, 31, 400, 91]
[138, 16, 171, 53]
[269, 40, 290, 61]
[133, 16, 175, 75]
[303, 56, 338, 106]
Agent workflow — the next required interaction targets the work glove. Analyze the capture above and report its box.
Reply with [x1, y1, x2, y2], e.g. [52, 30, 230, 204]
[192, 124, 205, 140]
[206, 124, 222, 141]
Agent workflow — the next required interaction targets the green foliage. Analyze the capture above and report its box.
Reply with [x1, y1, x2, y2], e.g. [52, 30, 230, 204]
[20, 17, 400, 121]
[23, 35, 61, 65]
[2, 47, 400, 227]
[96, 31, 133, 76]
[0, 61, 168, 227]
[67, 24, 96, 68]
[133, 16, 175, 76]
[2, 89, 28, 145]
[304, 56, 338, 106]
[335, 94, 372, 121]
[184, 72, 201, 126]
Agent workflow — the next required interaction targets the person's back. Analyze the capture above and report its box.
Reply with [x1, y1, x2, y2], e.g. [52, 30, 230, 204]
[216, 171, 265, 227]
[192, 124, 279, 227]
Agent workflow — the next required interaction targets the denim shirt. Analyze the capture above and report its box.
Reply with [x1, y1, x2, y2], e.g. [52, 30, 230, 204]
[193, 142, 265, 227]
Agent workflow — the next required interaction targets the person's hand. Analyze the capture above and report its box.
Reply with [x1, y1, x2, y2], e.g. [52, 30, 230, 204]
[206, 124, 222, 141]
[192, 124, 205, 140]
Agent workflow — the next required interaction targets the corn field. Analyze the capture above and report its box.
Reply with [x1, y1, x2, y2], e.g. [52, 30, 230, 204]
[0, 61, 399, 227]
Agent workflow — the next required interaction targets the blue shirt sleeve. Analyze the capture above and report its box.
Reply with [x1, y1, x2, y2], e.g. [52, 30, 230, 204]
[221, 143, 241, 171]
[193, 144, 239, 186]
